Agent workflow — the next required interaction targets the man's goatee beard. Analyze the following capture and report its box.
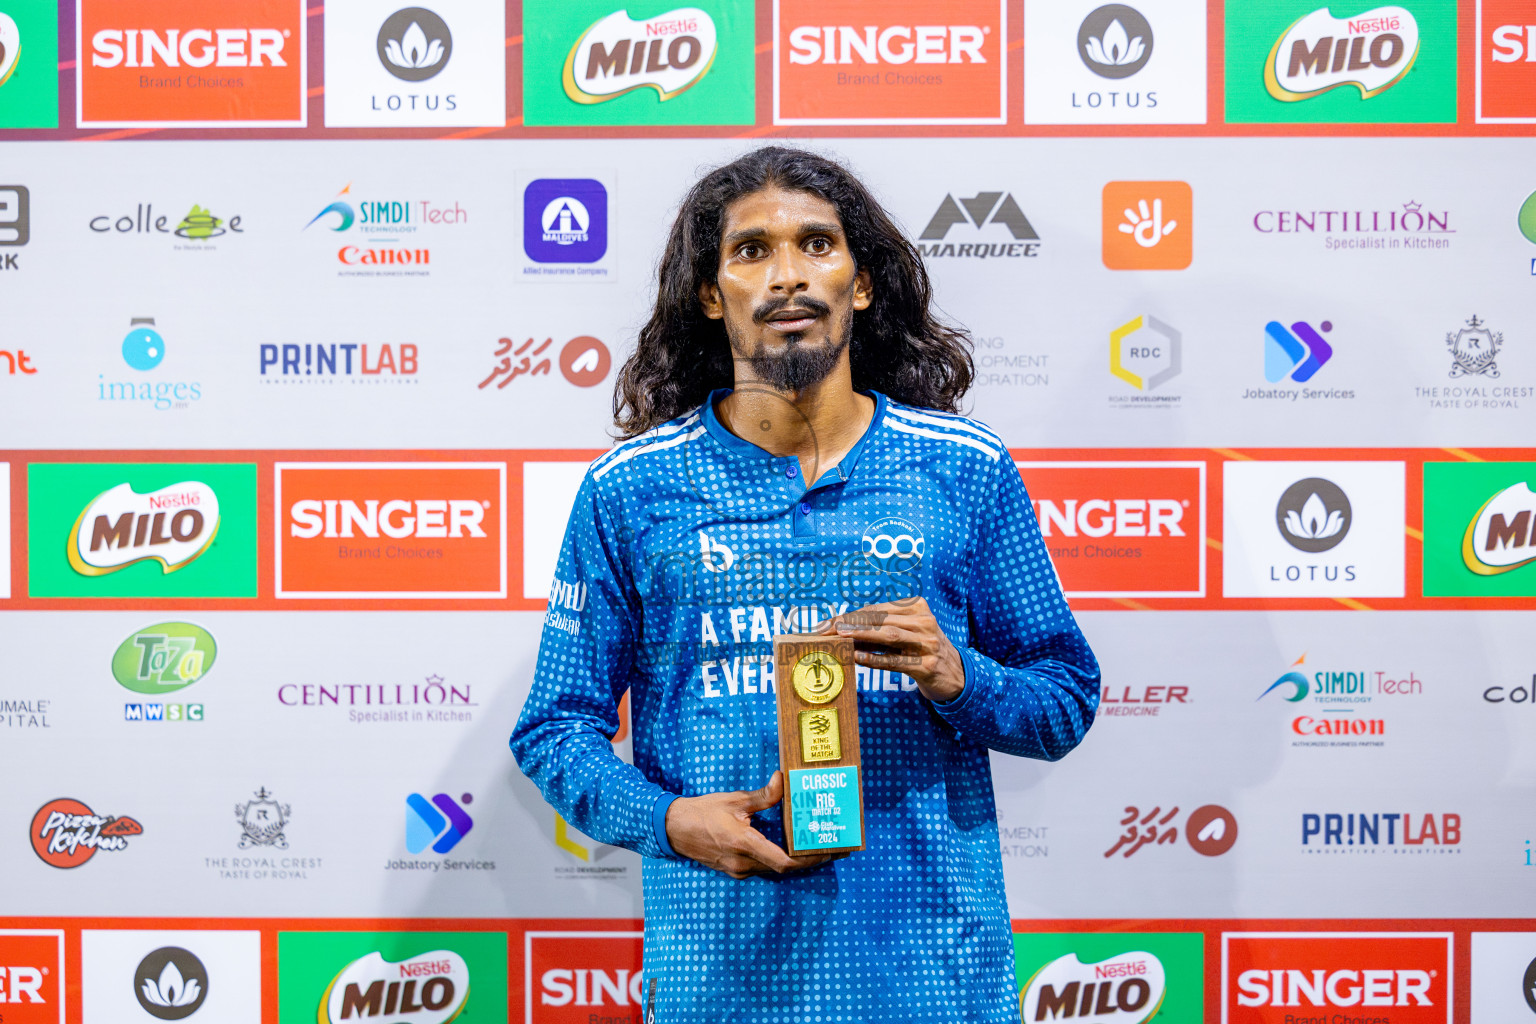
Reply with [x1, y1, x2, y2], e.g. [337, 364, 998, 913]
[745, 330, 850, 391]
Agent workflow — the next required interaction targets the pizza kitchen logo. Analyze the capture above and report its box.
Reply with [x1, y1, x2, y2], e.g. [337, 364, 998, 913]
[1266, 6, 1420, 103]
[68, 481, 219, 577]
[30, 797, 143, 868]
[564, 7, 717, 105]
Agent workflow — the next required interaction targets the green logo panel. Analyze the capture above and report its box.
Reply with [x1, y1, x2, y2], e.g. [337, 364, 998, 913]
[278, 931, 508, 1024]
[27, 462, 257, 598]
[522, 0, 756, 126]
[1423, 462, 1536, 597]
[1224, 1, 1456, 124]
[0, 0, 59, 128]
[1014, 931, 1203, 1023]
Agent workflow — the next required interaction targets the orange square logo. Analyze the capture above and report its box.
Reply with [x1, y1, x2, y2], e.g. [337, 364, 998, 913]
[0, 931, 64, 1024]
[773, 0, 1006, 124]
[77, 0, 306, 127]
[1102, 180, 1193, 270]
[1018, 462, 1206, 598]
[275, 462, 506, 598]
[1477, 0, 1536, 122]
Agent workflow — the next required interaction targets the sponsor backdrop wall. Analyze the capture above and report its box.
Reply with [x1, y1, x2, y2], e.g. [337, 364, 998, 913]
[2, 1, 1535, 1022]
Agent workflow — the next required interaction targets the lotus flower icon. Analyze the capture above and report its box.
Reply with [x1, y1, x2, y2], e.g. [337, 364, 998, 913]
[143, 959, 200, 1009]
[1078, 5, 1153, 79]
[385, 22, 443, 70]
[1284, 492, 1345, 541]
[377, 7, 452, 82]
[133, 947, 208, 1020]
[1275, 477, 1352, 553]
[1085, 20, 1144, 67]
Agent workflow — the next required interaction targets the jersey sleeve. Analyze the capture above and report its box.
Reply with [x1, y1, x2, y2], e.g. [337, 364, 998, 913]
[933, 453, 1100, 760]
[509, 469, 676, 859]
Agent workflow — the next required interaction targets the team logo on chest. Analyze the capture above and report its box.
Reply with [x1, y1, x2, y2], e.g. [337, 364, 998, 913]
[861, 516, 925, 574]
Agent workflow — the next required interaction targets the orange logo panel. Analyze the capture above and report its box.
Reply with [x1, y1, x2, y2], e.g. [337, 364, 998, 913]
[1479, 0, 1536, 120]
[276, 463, 505, 598]
[78, 0, 305, 126]
[1018, 462, 1205, 597]
[775, 0, 1005, 123]
[526, 932, 644, 1022]
[1224, 933, 1450, 1024]
[0, 932, 63, 1024]
[1102, 181, 1193, 270]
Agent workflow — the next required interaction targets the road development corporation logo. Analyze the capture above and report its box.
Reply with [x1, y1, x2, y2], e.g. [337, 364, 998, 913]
[527, 931, 644, 1022]
[1020, 461, 1205, 597]
[1014, 932, 1203, 1024]
[30, 798, 142, 868]
[77, 0, 306, 127]
[1423, 462, 1536, 596]
[277, 932, 506, 1024]
[0, 930, 63, 1024]
[1224, 932, 1451, 1022]
[275, 462, 506, 598]
[1478, 0, 1536, 121]
[775, 0, 1006, 125]
[1109, 315, 1182, 404]
[1102, 181, 1191, 270]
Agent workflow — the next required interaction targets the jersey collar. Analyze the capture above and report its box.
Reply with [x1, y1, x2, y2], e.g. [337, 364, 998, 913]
[701, 387, 887, 486]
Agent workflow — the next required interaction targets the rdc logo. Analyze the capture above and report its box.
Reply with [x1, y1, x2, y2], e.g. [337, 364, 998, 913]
[861, 516, 925, 574]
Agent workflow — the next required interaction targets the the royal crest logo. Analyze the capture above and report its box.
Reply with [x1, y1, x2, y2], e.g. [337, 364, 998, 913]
[562, 8, 718, 105]
[67, 481, 220, 576]
[235, 787, 291, 849]
[319, 950, 469, 1024]
[1462, 481, 1536, 575]
[1265, 6, 1420, 102]
[1446, 314, 1502, 379]
[30, 797, 143, 868]
[1020, 950, 1169, 1022]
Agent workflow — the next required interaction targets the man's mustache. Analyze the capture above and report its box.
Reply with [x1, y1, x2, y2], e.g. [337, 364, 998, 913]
[752, 296, 832, 326]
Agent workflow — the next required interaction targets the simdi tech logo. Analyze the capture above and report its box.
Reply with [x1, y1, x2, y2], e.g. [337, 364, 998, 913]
[1014, 932, 1203, 1023]
[0, 1, 60, 127]
[524, 1, 754, 126]
[525, 931, 645, 1023]
[277, 931, 506, 1024]
[0, 930, 64, 1024]
[303, 182, 467, 277]
[1017, 461, 1205, 598]
[1423, 461, 1536, 597]
[77, 0, 306, 127]
[275, 462, 506, 598]
[1225, 1, 1456, 123]
[1222, 932, 1451, 1023]
[1477, 0, 1536, 122]
[1102, 181, 1191, 270]
[775, 0, 1006, 125]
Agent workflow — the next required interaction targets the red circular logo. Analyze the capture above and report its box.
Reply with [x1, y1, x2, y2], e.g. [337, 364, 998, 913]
[31, 797, 142, 868]
[1184, 804, 1238, 857]
[559, 336, 611, 388]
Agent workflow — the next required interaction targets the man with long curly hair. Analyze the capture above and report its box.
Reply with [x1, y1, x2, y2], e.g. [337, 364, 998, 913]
[512, 147, 1099, 1023]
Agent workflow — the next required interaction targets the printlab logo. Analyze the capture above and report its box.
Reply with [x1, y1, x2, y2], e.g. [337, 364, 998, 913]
[523, 178, 609, 266]
[30, 797, 143, 868]
[378, 8, 450, 81]
[405, 791, 473, 854]
[1276, 477, 1351, 553]
[235, 788, 290, 849]
[861, 516, 925, 574]
[1446, 314, 1502, 379]
[1102, 180, 1191, 269]
[479, 336, 612, 390]
[100, 317, 203, 412]
[259, 341, 419, 385]
[1301, 811, 1461, 852]
[915, 192, 1040, 260]
[135, 947, 208, 1020]
[1109, 314, 1181, 399]
[1104, 803, 1237, 857]
[1266, 320, 1334, 382]
[1080, 5, 1152, 78]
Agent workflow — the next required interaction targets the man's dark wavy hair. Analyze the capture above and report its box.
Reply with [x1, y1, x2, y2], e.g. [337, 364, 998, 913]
[613, 146, 974, 438]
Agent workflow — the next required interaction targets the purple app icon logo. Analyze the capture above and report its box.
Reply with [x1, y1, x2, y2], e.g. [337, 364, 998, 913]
[524, 178, 607, 264]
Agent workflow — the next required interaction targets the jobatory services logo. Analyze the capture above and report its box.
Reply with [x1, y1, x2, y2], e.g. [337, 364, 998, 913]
[1102, 181, 1191, 270]
[274, 462, 506, 598]
[303, 182, 468, 278]
[775, 0, 1006, 125]
[277, 932, 506, 1024]
[30, 797, 143, 868]
[1018, 461, 1205, 597]
[83, 930, 260, 1024]
[77, 0, 306, 127]
[1225, 1, 1456, 123]
[99, 317, 204, 412]
[0, 930, 64, 1024]
[1222, 460, 1406, 598]
[1014, 932, 1204, 1024]
[0, 2, 59, 127]
[323, 1, 505, 127]
[1104, 803, 1238, 859]
[405, 791, 472, 855]
[914, 191, 1040, 261]
[1257, 320, 1339, 382]
[1223, 932, 1451, 1022]
[526, 931, 645, 1022]
[26, 462, 258, 598]
[1108, 315, 1182, 409]
[523, 178, 610, 272]
[1423, 462, 1536, 596]
[1477, 0, 1536, 122]
[113, 622, 217, 724]
[524, 1, 753, 126]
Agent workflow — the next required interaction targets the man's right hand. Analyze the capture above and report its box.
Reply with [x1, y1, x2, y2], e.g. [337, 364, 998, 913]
[664, 771, 838, 879]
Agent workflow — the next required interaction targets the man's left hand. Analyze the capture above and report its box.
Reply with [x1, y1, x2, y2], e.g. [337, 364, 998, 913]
[818, 596, 965, 704]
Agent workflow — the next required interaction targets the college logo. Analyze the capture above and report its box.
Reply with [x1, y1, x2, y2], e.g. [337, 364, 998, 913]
[235, 787, 290, 849]
[67, 481, 218, 577]
[0, 930, 64, 1024]
[134, 947, 208, 1020]
[524, 179, 608, 264]
[275, 462, 506, 598]
[528, 931, 645, 1020]
[1424, 462, 1536, 596]
[1224, 932, 1450, 1022]
[915, 192, 1040, 260]
[77, 0, 306, 127]
[775, 0, 1006, 125]
[277, 932, 506, 1024]
[30, 798, 143, 868]
[1020, 461, 1205, 597]
[1105, 803, 1237, 858]
[0, 3, 59, 127]
[1102, 181, 1191, 270]
[1015, 933, 1203, 1024]
[405, 791, 473, 854]
[379, 8, 450, 81]
[1446, 314, 1502, 379]
[1477, 1, 1536, 121]
[1109, 315, 1181, 394]
[1080, 5, 1153, 77]
[89, 203, 245, 243]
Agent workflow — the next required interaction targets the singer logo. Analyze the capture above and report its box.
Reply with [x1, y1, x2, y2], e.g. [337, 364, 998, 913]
[77, 0, 306, 127]
[1265, 6, 1420, 103]
[321, 950, 468, 1024]
[1223, 932, 1450, 1023]
[67, 481, 219, 577]
[1017, 461, 1206, 597]
[526, 931, 644, 1023]
[1478, 0, 1536, 121]
[0, 931, 63, 1024]
[275, 462, 506, 598]
[774, 0, 1006, 124]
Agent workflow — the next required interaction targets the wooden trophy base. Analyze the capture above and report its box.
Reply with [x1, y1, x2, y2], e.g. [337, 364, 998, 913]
[773, 633, 865, 856]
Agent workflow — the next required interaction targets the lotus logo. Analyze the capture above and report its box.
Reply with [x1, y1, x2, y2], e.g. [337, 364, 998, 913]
[1275, 478, 1351, 553]
[378, 8, 452, 82]
[321, 950, 468, 1024]
[1078, 5, 1153, 79]
[1462, 481, 1536, 575]
[134, 947, 208, 1020]
[68, 481, 221, 577]
[0, 12, 20, 88]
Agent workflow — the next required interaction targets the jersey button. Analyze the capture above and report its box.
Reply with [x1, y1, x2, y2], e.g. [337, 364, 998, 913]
[799, 502, 811, 515]
[785, 465, 796, 478]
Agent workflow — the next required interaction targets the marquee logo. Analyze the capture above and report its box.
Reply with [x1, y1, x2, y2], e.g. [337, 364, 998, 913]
[1462, 481, 1536, 574]
[0, 930, 64, 1024]
[1265, 6, 1420, 102]
[529, 931, 645, 1020]
[320, 950, 468, 1024]
[563, 7, 717, 104]
[112, 622, 216, 695]
[1224, 932, 1450, 1022]
[275, 462, 506, 598]
[77, 0, 306, 127]
[774, 0, 1006, 125]
[1020, 951, 1166, 1022]
[67, 481, 219, 577]
[915, 191, 1040, 260]
[30, 798, 143, 868]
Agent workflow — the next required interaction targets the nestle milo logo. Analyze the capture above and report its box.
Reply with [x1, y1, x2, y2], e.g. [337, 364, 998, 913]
[67, 480, 220, 576]
[112, 622, 217, 695]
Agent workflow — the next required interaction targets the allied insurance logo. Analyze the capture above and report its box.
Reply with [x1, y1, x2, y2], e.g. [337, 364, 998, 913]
[0, 930, 64, 1024]
[1015, 932, 1204, 1024]
[277, 932, 506, 1024]
[525, 931, 645, 1023]
[1222, 932, 1451, 1023]
[1423, 461, 1536, 597]
[275, 462, 507, 599]
[76, 0, 306, 128]
[1018, 461, 1205, 598]
[774, 0, 1006, 125]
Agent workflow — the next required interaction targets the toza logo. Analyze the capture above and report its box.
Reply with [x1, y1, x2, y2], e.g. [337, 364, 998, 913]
[1079, 5, 1153, 79]
[405, 792, 473, 854]
[112, 622, 217, 695]
[134, 946, 208, 1021]
[321, 950, 468, 1024]
[1265, 319, 1335, 382]
[1265, 5, 1421, 102]
[378, 8, 451, 82]
[563, 7, 717, 105]
[1019, 950, 1167, 1022]
[1276, 477, 1351, 552]
[68, 480, 220, 577]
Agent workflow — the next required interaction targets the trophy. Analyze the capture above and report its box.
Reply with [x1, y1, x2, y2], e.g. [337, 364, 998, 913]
[773, 633, 865, 855]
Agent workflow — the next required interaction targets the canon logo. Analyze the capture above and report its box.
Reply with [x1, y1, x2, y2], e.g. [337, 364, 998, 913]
[540, 968, 643, 1007]
[289, 499, 487, 539]
[1034, 498, 1185, 538]
[787, 25, 988, 65]
[1236, 968, 1432, 1008]
[0, 965, 45, 1002]
[91, 28, 288, 68]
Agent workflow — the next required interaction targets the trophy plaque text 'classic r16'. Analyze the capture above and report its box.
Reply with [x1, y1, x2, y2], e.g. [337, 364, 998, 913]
[773, 633, 865, 856]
